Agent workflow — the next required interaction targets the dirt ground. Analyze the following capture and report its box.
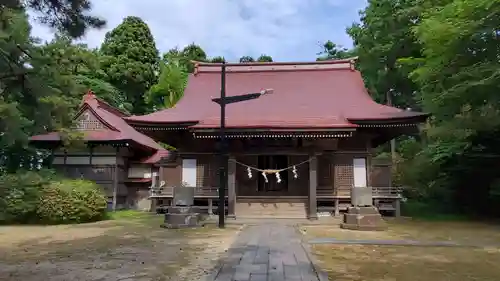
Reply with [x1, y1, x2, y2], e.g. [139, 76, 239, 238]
[0, 213, 240, 281]
[302, 218, 500, 281]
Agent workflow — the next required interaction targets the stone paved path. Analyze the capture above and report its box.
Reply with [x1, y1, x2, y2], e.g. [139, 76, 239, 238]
[208, 223, 323, 281]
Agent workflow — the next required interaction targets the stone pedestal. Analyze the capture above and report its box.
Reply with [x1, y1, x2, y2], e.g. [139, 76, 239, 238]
[162, 206, 202, 229]
[340, 206, 387, 231]
[351, 186, 372, 207]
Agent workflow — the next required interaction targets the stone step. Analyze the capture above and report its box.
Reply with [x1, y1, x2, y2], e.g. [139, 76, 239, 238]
[235, 202, 307, 218]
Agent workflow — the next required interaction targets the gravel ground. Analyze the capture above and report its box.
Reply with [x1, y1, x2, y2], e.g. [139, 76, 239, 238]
[0, 215, 241, 281]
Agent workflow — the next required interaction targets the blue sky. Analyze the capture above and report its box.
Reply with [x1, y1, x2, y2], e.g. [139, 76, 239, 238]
[29, 0, 367, 62]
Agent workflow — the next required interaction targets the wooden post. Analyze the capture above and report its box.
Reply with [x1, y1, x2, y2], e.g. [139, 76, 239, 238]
[48, 148, 54, 169]
[308, 154, 318, 220]
[227, 156, 236, 219]
[395, 198, 401, 217]
[208, 199, 213, 216]
[89, 144, 94, 165]
[334, 198, 340, 217]
[112, 146, 119, 211]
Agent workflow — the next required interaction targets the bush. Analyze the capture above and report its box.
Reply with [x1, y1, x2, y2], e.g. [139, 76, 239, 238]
[0, 170, 53, 224]
[37, 179, 108, 224]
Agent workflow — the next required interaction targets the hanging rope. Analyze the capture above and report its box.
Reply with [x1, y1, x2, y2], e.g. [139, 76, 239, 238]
[230, 157, 313, 182]
[230, 157, 313, 174]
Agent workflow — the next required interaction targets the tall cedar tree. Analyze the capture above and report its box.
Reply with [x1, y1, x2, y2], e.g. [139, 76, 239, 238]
[100, 16, 159, 114]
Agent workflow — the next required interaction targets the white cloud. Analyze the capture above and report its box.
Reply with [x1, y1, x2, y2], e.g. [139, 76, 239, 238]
[29, 0, 366, 61]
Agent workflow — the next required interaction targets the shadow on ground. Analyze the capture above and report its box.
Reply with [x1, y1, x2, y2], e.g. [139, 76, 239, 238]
[0, 214, 239, 281]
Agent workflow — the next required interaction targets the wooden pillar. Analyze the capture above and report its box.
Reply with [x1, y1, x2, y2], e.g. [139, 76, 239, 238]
[48, 148, 54, 169]
[112, 146, 119, 211]
[308, 154, 318, 220]
[227, 156, 236, 219]
[208, 199, 213, 216]
[366, 139, 373, 187]
[89, 144, 94, 165]
[395, 198, 401, 217]
[334, 198, 340, 217]
[150, 198, 157, 213]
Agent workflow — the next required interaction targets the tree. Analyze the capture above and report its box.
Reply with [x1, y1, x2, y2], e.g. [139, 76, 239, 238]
[239, 56, 254, 63]
[145, 59, 187, 110]
[257, 54, 273, 62]
[347, 0, 423, 109]
[399, 0, 500, 216]
[210, 56, 226, 63]
[100, 16, 159, 114]
[5, 0, 105, 38]
[0, 8, 88, 172]
[179, 43, 207, 73]
[316, 41, 355, 61]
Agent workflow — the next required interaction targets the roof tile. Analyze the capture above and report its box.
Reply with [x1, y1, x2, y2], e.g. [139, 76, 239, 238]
[125, 60, 426, 128]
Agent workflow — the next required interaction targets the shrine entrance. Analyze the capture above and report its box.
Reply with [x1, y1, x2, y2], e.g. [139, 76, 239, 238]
[257, 155, 289, 193]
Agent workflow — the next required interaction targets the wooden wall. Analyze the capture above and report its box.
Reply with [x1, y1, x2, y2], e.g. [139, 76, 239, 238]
[156, 134, 391, 198]
[53, 164, 128, 208]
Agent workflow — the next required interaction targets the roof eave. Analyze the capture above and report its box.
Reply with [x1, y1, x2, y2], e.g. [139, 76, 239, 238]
[191, 127, 357, 132]
[126, 120, 199, 130]
[348, 113, 430, 126]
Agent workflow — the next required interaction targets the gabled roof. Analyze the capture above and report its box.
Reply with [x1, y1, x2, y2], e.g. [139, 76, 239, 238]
[125, 59, 428, 129]
[30, 91, 165, 155]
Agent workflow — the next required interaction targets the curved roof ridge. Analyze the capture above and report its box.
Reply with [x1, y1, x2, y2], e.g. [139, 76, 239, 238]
[193, 58, 357, 74]
[82, 90, 130, 118]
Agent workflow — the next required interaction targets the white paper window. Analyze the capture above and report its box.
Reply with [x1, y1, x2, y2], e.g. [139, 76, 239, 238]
[353, 158, 367, 187]
[182, 159, 197, 187]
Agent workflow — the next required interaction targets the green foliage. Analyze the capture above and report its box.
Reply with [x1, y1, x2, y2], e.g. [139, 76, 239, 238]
[316, 40, 355, 61]
[239, 56, 254, 63]
[145, 60, 187, 110]
[0, 170, 60, 224]
[257, 54, 273, 62]
[0, 9, 83, 172]
[347, 0, 422, 108]
[210, 56, 226, 63]
[0, 171, 107, 225]
[6, 0, 105, 38]
[239, 55, 273, 63]
[351, 0, 500, 218]
[100, 16, 159, 114]
[163, 44, 208, 73]
[37, 179, 107, 224]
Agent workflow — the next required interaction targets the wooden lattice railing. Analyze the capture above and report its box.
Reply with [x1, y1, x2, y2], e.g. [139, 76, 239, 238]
[318, 186, 402, 198]
[151, 186, 227, 197]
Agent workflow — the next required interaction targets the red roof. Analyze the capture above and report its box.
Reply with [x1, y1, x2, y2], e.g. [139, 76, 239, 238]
[125, 60, 427, 129]
[136, 149, 170, 164]
[30, 91, 168, 163]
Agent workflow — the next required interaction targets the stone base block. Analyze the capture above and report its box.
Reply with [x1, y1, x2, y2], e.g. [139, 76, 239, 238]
[166, 206, 202, 214]
[346, 206, 381, 215]
[340, 206, 387, 231]
[163, 213, 200, 229]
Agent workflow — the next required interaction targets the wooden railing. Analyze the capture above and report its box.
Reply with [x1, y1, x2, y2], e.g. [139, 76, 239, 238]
[151, 186, 227, 198]
[152, 186, 401, 199]
[372, 186, 402, 198]
[318, 186, 402, 198]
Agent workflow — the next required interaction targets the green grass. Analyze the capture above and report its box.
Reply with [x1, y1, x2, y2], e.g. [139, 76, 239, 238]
[106, 209, 154, 220]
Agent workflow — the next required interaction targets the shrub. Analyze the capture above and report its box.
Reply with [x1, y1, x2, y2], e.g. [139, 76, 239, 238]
[0, 170, 54, 224]
[37, 179, 108, 224]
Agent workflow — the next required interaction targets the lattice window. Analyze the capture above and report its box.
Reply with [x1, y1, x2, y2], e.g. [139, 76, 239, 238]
[334, 155, 354, 192]
[196, 157, 207, 187]
[318, 155, 332, 187]
[76, 112, 104, 131]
